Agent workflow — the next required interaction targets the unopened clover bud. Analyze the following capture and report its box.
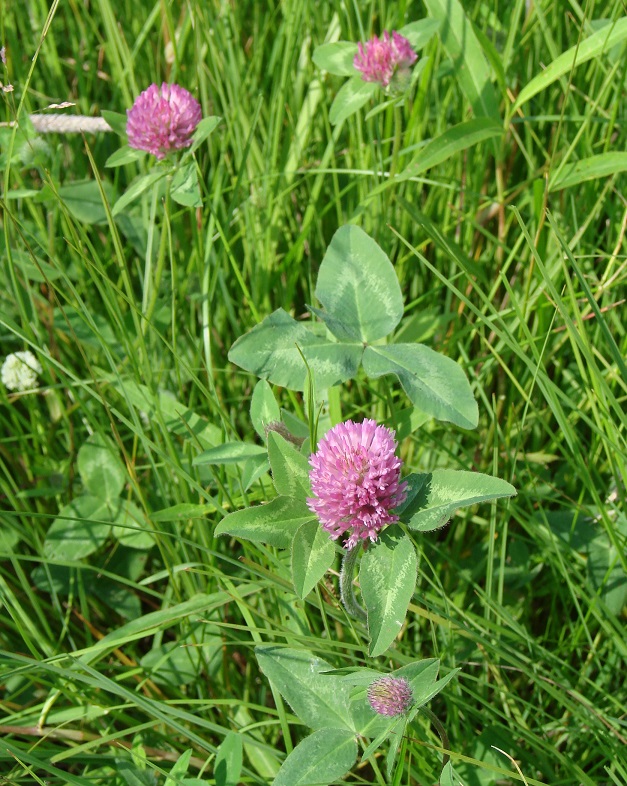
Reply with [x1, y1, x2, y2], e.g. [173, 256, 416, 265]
[367, 676, 413, 717]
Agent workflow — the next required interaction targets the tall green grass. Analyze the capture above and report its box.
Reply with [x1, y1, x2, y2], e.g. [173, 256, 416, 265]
[1, 0, 625, 784]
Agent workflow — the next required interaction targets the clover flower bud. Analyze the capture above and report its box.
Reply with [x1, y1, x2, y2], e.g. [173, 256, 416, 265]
[367, 676, 413, 716]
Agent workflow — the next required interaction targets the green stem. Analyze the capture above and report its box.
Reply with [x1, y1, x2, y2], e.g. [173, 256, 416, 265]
[418, 706, 450, 774]
[389, 104, 403, 180]
[144, 179, 172, 331]
[339, 547, 366, 622]
[141, 182, 160, 316]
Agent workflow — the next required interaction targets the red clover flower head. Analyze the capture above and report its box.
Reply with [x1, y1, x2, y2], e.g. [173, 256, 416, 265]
[354, 31, 417, 89]
[126, 83, 202, 160]
[367, 676, 413, 717]
[307, 419, 407, 549]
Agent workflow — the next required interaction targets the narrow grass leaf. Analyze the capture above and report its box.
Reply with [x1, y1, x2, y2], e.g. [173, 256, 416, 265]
[193, 442, 267, 466]
[513, 17, 627, 111]
[549, 152, 627, 191]
[424, 0, 500, 119]
[399, 118, 502, 179]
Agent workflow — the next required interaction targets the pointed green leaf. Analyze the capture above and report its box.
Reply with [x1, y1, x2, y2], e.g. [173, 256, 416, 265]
[424, 0, 500, 120]
[100, 110, 127, 136]
[250, 379, 281, 439]
[171, 161, 202, 207]
[111, 170, 166, 216]
[398, 18, 441, 51]
[385, 715, 404, 779]
[164, 749, 192, 786]
[549, 152, 627, 192]
[255, 645, 354, 731]
[112, 499, 155, 549]
[77, 434, 126, 502]
[329, 76, 378, 125]
[57, 179, 113, 224]
[398, 470, 516, 531]
[151, 503, 215, 522]
[215, 496, 315, 548]
[111, 380, 223, 448]
[399, 118, 502, 180]
[189, 116, 221, 154]
[585, 515, 627, 615]
[362, 344, 478, 429]
[228, 308, 363, 391]
[291, 520, 336, 598]
[105, 145, 146, 168]
[513, 17, 627, 111]
[407, 669, 460, 715]
[395, 659, 441, 704]
[361, 716, 404, 762]
[439, 760, 465, 786]
[273, 728, 357, 786]
[193, 442, 267, 466]
[312, 42, 358, 76]
[360, 529, 418, 657]
[268, 431, 311, 499]
[241, 455, 270, 492]
[44, 496, 115, 560]
[313, 225, 404, 343]
[214, 731, 243, 786]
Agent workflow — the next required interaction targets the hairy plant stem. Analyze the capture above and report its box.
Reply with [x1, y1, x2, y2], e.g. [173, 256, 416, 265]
[339, 546, 367, 622]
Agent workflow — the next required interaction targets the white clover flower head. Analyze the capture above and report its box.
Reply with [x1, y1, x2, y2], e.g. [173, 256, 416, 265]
[1, 351, 42, 392]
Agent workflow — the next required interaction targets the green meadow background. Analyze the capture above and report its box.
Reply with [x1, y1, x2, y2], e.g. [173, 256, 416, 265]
[1, 1, 626, 784]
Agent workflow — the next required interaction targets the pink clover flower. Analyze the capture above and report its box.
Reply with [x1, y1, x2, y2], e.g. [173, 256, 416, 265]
[126, 83, 202, 159]
[353, 31, 417, 88]
[307, 419, 407, 549]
